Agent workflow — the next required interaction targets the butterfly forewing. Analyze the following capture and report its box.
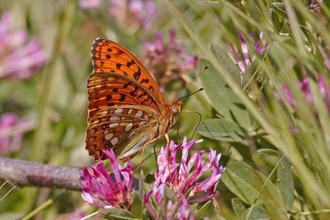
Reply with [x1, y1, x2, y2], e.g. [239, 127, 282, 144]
[91, 38, 165, 104]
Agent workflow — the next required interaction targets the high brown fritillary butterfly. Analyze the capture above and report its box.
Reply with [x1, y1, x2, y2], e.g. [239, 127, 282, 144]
[86, 38, 183, 161]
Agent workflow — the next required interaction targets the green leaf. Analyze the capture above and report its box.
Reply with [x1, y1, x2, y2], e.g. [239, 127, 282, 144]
[242, 205, 270, 220]
[199, 59, 254, 130]
[231, 142, 254, 161]
[138, 170, 145, 198]
[197, 119, 244, 142]
[221, 156, 287, 218]
[270, 9, 284, 34]
[271, 3, 305, 25]
[242, 47, 270, 102]
[209, 44, 242, 86]
[242, 48, 269, 89]
[277, 154, 294, 210]
[231, 198, 246, 218]
[132, 173, 144, 218]
[99, 208, 135, 219]
[195, 200, 211, 218]
[253, 149, 279, 169]
[131, 192, 142, 218]
[131, 171, 145, 218]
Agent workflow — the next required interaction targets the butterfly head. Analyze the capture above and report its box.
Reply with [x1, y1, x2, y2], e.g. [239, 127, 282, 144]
[171, 100, 183, 116]
[163, 99, 182, 122]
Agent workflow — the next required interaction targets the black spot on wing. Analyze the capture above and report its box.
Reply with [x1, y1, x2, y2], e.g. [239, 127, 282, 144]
[126, 60, 135, 67]
[123, 81, 132, 88]
[119, 94, 126, 101]
[130, 86, 138, 96]
[116, 63, 122, 70]
[140, 78, 149, 84]
[133, 67, 141, 80]
[138, 92, 147, 99]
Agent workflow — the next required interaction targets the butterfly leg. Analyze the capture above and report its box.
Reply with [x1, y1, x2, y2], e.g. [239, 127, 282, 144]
[134, 138, 158, 172]
[165, 133, 170, 143]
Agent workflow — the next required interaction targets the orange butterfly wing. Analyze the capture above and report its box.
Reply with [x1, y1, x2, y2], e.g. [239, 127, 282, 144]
[89, 38, 165, 119]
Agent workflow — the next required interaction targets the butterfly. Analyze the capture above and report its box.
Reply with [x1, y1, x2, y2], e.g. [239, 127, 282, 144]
[86, 38, 183, 161]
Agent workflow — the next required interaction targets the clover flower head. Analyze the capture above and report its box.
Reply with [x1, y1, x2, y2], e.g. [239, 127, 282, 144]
[155, 138, 225, 202]
[0, 12, 47, 79]
[144, 138, 225, 219]
[80, 149, 134, 210]
[143, 30, 198, 88]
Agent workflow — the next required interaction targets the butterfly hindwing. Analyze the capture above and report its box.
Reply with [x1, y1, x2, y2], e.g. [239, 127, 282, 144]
[86, 105, 159, 160]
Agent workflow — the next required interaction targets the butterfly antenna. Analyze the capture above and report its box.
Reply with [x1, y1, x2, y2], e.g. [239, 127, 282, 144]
[192, 111, 202, 140]
[179, 65, 209, 98]
[182, 110, 203, 140]
[178, 88, 204, 101]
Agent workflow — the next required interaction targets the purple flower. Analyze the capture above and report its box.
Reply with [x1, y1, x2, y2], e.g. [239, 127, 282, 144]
[144, 184, 195, 220]
[109, 0, 156, 29]
[143, 30, 198, 88]
[69, 209, 86, 220]
[318, 76, 330, 110]
[144, 138, 225, 219]
[155, 138, 224, 202]
[80, 139, 224, 218]
[0, 13, 47, 79]
[229, 31, 265, 73]
[177, 196, 194, 220]
[144, 183, 165, 219]
[0, 113, 25, 155]
[282, 85, 296, 107]
[80, 149, 134, 210]
[79, 0, 100, 9]
[283, 75, 330, 114]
